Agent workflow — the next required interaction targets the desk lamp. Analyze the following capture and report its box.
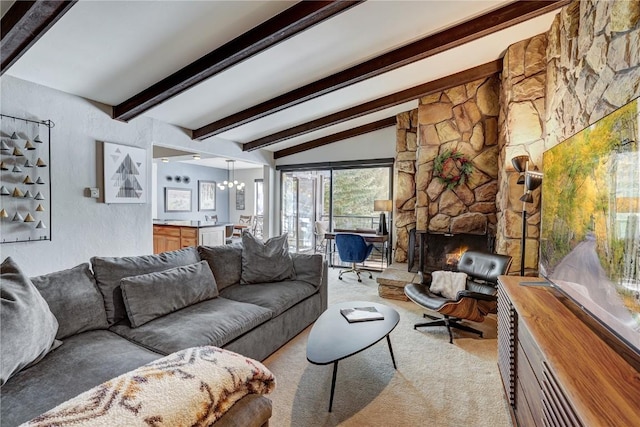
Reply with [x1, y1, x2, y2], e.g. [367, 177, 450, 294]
[374, 200, 392, 235]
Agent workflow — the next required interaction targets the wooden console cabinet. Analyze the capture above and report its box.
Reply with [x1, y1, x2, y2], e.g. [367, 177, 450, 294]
[497, 276, 640, 426]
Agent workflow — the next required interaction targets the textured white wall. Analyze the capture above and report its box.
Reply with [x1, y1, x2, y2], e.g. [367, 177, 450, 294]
[0, 76, 271, 275]
[274, 127, 396, 166]
[0, 76, 154, 275]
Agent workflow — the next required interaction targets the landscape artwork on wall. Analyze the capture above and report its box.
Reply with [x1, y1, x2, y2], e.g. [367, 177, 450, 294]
[165, 187, 191, 212]
[540, 97, 640, 355]
[103, 141, 147, 203]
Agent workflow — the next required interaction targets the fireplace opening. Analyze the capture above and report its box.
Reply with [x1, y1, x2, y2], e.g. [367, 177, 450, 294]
[408, 229, 495, 274]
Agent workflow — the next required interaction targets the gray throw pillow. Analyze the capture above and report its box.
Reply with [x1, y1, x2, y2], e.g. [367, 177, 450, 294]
[1, 257, 59, 386]
[31, 263, 108, 340]
[198, 243, 242, 290]
[120, 261, 218, 328]
[241, 232, 296, 284]
[91, 247, 200, 325]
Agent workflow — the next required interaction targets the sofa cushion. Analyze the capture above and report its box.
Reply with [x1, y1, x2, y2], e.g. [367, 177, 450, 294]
[220, 281, 317, 317]
[0, 330, 161, 427]
[31, 263, 109, 340]
[110, 297, 273, 355]
[1, 257, 59, 386]
[121, 261, 219, 328]
[198, 243, 242, 290]
[91, 247, 200, 325]
[241, 233, 295, 284]
[291, 253, 325, 288]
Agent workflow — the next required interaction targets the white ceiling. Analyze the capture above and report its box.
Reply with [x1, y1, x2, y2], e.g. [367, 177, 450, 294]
[3, 0, 560, 160]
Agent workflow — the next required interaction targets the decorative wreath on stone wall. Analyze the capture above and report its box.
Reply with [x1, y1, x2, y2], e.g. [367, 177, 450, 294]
[433, 149, 473, 190]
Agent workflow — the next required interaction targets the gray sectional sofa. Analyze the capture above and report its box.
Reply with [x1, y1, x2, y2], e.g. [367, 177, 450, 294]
[1, 237, 327, 427]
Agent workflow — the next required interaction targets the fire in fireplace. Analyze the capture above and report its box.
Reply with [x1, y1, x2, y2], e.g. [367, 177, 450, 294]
[408, 229, 495, 274]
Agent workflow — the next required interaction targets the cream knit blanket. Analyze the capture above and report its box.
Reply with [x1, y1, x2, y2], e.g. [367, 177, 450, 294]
[22, 346, 275, 427]
[430, 270, 467, 299]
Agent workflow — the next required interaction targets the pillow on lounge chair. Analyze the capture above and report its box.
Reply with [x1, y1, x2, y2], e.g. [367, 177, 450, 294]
[1, 257, 59, 385]
[120, 261, 218, 328]
[241, 232, 296, 284]
[430, 270, 467, 300]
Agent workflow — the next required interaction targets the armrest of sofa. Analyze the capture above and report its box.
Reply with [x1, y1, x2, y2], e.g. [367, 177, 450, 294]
[291, 253, 328, 312]
[291, 253, 323, 288]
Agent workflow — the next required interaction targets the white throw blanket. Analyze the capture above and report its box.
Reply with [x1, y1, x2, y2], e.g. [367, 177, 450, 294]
[22, 346, 275, 427]
[430, 270, 467, 299]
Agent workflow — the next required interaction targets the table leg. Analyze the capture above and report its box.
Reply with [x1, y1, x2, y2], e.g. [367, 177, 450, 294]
[386, 334, 397, 370]
[329, 361, 338, 412]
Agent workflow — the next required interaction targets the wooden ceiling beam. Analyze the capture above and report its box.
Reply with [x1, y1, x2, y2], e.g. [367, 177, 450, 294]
[1, 0, 77, 75]
[112, 0, 363, 122]
[243, 59, 501, 152]
[194, 0, 568, 140]
[273, 116, 396, 159]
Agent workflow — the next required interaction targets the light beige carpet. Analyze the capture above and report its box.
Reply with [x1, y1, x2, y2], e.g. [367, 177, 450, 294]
[262, 267, 513, 427]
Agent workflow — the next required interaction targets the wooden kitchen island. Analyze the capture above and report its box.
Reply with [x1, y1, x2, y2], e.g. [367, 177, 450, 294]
[152, 221, 229, 254]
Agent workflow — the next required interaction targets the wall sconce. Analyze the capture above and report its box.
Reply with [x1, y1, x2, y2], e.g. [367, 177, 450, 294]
[161, 158, 169, 163]
[511, 155, 543, 276]
[192, 154, 201, 160]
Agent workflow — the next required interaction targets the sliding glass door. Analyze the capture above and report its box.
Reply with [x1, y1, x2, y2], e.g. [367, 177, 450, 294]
[282, 171, 329, 253]
[280, 162, 391, 254]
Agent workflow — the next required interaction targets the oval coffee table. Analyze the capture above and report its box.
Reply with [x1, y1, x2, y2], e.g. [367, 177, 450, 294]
[306, 301, 400, 412]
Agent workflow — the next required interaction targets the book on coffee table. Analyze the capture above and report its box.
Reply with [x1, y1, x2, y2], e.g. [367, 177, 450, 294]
[340, 306, 385, 323]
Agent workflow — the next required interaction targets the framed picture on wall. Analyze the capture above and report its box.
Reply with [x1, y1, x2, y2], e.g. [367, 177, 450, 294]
[198, 180, 216, 211]
[165, 187, 191, 212]
[236, 186, 245, 210]
[103, 141, 147, 203]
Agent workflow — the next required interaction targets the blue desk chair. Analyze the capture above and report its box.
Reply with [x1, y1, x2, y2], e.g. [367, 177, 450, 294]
[335, 233, 375, 282]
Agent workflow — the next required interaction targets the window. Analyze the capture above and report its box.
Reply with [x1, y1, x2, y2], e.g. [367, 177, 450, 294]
[254, 179, 263, 216]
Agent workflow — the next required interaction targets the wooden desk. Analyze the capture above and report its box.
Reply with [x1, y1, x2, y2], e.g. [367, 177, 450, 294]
[324, 231, 390, 271]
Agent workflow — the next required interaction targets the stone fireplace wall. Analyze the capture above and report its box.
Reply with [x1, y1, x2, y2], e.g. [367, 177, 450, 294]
[496, 34, 548, 275]
[416, 76, 500, 237]
[393, 78, 500, 262]
[545, 0, 640, 148]
[394, 109, 418, 263]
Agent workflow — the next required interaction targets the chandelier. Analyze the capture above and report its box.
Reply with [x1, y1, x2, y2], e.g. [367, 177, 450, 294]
[218, 159, 245, 190]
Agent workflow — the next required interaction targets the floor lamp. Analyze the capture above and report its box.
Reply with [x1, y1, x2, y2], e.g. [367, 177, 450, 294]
[511, 156, 543, 276]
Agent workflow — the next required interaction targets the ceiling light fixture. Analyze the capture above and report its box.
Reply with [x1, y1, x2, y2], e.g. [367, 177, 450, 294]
[218, 160, 245, 190]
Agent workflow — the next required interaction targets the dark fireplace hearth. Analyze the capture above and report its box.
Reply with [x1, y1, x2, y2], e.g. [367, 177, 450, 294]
[408, 229, 495, 274]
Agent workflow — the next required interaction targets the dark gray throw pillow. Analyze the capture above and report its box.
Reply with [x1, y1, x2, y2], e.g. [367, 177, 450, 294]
[120, 261, 218, 328]
[91, 247, 200, 325]
[198, 243, 242, 290]
[241, 232, 296, 284]
[1, 257, 59, 386]
[31, 263, 108, 340]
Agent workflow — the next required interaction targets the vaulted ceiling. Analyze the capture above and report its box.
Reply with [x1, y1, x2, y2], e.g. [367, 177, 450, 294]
[1, 0, 567, 163]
